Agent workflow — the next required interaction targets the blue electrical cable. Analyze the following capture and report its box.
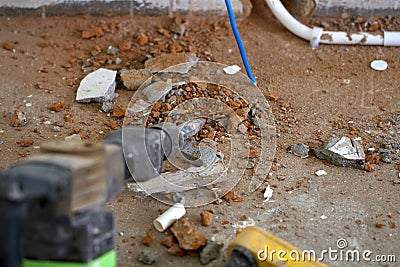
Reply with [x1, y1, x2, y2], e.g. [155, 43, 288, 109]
[224, 0, 257, 85]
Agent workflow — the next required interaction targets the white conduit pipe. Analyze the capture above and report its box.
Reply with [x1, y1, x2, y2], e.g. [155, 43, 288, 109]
[265, 0, 400, 48]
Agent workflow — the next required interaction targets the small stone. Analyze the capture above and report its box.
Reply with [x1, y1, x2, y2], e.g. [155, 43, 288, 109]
[82, 27, 104, 39]
[101, 101, 113, 113]
[65, 134, 81, 142]
[267, 93, 280, 102]
[17, 139, 34, 147]
[137, 32, 149, 46]
[141, 231, 154, 247]
[53, 126, 61, 132]
[170, 218, 207, 250]
[223, 190, 235, 201]
[200, 211, 212, 226]
[119, 39, 131, 51]
[238, 123, 248, 134]
[199, 240, 223, 265]
[364, 163, 374, 172]
[290, 142, 309, 158]
[378, 149, 392, 163]
[64, 114, 72, 122]
[112, 107, 126, 117]
[115, 57, 122, 65]
[137, 250, 156, 265]
[11, 109, 27, 127]
[171, 22, 186, 36]
[49, 99, 66, 112]
[2, 41, 14, 52]
[106, 46, 119, 55]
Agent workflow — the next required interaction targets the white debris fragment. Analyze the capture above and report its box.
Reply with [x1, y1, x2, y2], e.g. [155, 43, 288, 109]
[76, 68, 117, 103]
[263, 185, 273, 202]
[232, 217, 256, 229]
[223, 65, 241, 75]
[367, 147, 375, 152]
[320, 215, 328, 220]
[315, 170, 327, 176]
[370, 60, 388, 71]
[25, 103, 32, 107]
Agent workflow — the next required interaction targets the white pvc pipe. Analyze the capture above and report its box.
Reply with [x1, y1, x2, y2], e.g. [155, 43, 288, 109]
[265, 0, 400, 48]
[153, 203, 186, 232]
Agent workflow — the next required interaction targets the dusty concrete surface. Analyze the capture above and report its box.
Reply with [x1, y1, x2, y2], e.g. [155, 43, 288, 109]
[0, 7, 399, 267]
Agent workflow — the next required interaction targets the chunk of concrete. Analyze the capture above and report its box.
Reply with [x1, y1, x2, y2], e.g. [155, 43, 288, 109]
[313, 137, 365, 169]
[76, 68, 117, 103]
[170, 218, 207, 250]
[199, 240, 223, 265]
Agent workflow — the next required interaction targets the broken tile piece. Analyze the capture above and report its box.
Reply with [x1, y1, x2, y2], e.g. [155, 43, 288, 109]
[170, 218, 207, 250]
[76, 68, 117, 103]
[313, 137, 365, 169]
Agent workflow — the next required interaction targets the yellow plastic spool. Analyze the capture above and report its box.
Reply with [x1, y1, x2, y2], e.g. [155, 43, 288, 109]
[227, 226, 329, 267]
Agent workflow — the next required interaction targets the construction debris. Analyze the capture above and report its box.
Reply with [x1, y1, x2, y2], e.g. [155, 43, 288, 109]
[49, 99, 66, 112]
[313, 137, 365, 169]
[170, 218, 207, 250]
[290, 142, 309, 158]
[141, 231, 154, 247]
[315, 170, 327, 176]
[120, 53, 198, 90]
[137, 250, 157, 265]
[378, 149, 392, 164]
[263, 185, 273, 202]
[223, 65, 241, 75]
[11, 109, 27, 127]
[200, 211, 213, 226]
[76, 68, 117, 103]
[199, 240, 223, 265]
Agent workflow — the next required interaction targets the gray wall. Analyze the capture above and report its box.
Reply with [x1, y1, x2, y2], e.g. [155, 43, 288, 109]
[0, 0, 247, 17]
